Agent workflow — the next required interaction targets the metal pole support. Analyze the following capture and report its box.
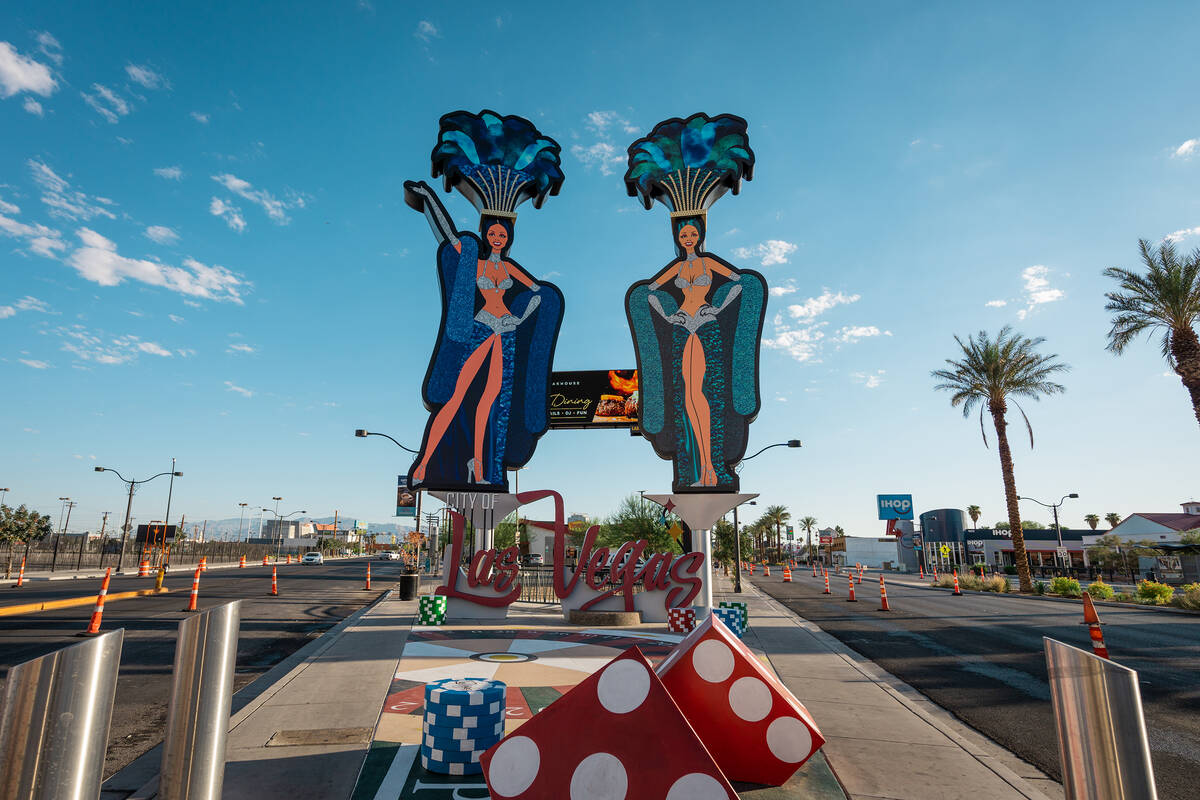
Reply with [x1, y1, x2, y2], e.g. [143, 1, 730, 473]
[159, 600, 241, 800]
[1044, 637, 1157, 800]
[0, 629, 124, 800]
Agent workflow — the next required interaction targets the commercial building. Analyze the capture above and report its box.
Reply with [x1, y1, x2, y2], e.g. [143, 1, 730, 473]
[1081, 501, 1200, 548]
[919, 508, 1091, 569]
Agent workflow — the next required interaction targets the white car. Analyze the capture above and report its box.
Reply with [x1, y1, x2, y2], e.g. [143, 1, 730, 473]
[301, 552, 324, 565]
[378, 551, 399, 560]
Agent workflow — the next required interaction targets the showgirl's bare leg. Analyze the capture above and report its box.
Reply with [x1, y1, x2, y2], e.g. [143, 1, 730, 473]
[682, 333, 715, 485]
[413, 335, 494, 482]
[473, 335, 504, 482]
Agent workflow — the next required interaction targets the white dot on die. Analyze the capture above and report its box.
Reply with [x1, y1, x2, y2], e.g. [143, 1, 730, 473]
[596, 659, 650, 714]
[569, 752, 627, 800]
[766, 716, 813, 763]
[728, 676, 772, 722]
[487, 736, 540, 797]
[665, 772, 729, 800]
[692, 640, 734, 683]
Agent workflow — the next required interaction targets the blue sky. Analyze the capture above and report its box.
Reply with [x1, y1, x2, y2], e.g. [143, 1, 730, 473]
[3, 1, 1198, 538]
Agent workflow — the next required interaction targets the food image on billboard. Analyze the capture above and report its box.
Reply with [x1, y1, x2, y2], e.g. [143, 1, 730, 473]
[547, 370, 639, 429]
[396, 475, 417, 517]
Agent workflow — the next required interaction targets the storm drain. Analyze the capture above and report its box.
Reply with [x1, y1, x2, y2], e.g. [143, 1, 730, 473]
[266, 727, 373, 747]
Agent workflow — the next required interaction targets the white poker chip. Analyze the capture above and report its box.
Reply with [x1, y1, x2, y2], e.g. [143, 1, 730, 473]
[423, 718, 505, 740]
[423, 731, 502, 752]
[425, 678, 506, 708]
[423, 704, 504, 729]
[420, 752, 484, 776]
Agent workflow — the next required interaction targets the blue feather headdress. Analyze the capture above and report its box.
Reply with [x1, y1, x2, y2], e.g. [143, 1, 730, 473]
[624, 113, 754, 217]
[430, 109, 564, 219]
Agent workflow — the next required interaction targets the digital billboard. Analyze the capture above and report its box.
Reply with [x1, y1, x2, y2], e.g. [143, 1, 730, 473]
[396, 476, 417, 517]
[135, 524, 179, 544]
[547, 370, 639, 429]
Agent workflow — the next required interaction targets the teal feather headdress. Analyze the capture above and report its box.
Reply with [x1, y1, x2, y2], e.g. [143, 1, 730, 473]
[430, 109, 564, 219]
[625, 113, 754, 216]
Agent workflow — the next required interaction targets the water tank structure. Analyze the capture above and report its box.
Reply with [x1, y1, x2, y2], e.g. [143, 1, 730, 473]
[919, 508, 966, 543]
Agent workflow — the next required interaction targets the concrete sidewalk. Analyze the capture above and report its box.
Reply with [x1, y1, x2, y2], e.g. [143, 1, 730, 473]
[725, 574, 1063, 800]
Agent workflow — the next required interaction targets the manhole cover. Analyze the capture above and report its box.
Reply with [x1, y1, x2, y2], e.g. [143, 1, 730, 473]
[266, 727, 373, 747]
[470, 652, 536, 663]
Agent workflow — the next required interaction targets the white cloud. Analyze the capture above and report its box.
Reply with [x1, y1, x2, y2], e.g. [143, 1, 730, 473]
[23, 97, 42, 115]
[81, 83, 130, 123]
[0, 296, 52, 319]
[144, 225, 179, 245]
[0, 198, 67, 256]
[224, 380, 253, 397]
[0, 196, 18, 215]
[0, 307, 11, 319]
[226, 343, 255, 354]
[985, 299, 1007, 308]
[836, 325, 887, 343]
[212, 173, 297, 224]
[137, 341, 172, 357]
[125, 64, 168, 89]
[1164, 225, 1200, 243]
[570, 142, 624, 176]
[0, 41, 57, 98]
[732, 239, 798, 267]
[1172, 138, 1199, 159]
[1017, 265, 1064, 319]
[66, 228, 246, 303]
[176, 348, 195, 357]
[852, 370, 886, 389]
[586, 110, 639, 135]
[19, 358, 50, 369]
[154, 165, 183, 180]
[29, 159, 117, 221]
[786, 290, 860, 321]
[414, 20, 439, 41]
[762, 324, 827, 362]
[29, 235, 67, 257]
[190, 111, 209, 124]
[36, 32, 62, 65]
[53, 325, 148, 364]
[168, 314, 184, 324]
[769, 281, 799, 297]
[209, 196, 246, 232]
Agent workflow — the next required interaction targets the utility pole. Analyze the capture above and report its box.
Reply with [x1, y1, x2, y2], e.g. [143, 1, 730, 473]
[95, 512, 110, 568]
[51, 500, 76, 572]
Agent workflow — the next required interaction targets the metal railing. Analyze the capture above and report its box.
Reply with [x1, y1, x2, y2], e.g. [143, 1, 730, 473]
[159, 601, 242, 800]
[1044, 637, 1157, 800]
[0, 629, 124, 800]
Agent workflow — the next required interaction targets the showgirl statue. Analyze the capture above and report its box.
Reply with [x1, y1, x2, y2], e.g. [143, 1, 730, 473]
[624, 113, 767, 492]
[404, 110, 565, 492]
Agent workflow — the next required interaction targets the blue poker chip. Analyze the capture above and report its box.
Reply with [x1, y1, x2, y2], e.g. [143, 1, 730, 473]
[424, 678, 506, 708]
[420, 752, 484, 776]
[423, 706, 503, 729]
[423, 718, 505, 741]
[423, 731, 501, 753]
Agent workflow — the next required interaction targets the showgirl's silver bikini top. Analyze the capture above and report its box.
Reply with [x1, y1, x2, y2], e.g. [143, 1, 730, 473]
[674, 255, 712, 290]
[478, 257, 514, 292]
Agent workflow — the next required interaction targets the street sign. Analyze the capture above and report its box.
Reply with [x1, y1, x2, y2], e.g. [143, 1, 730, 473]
[819, 532, 833, 545]
[939, 544, 951, 557]
[877, 494, 914, 521]
[1056, 547, 1069, 563]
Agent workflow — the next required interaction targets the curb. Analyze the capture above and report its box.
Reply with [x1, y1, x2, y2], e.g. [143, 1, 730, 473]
[105, 586, 395, 800]
[878, 574, 1200, 615]
[738, 577, 1060, 800]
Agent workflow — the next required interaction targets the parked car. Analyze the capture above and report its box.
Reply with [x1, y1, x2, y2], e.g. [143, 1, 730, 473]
[301, 552, 324, 565]
[523, 553, 544, 566]
[378, 551, 399, 560]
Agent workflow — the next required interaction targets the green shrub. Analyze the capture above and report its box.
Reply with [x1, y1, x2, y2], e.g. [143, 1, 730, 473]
[1114, 592, 1134, 603]
[1033, 580, 1046, 595]
[1135, 580, 1175, 605]
[1172, 583, 1200, 611]
[1050, 577, 1082, 597]
[1004, 565, 1017, 575]
[1086, 580, 1115, 600]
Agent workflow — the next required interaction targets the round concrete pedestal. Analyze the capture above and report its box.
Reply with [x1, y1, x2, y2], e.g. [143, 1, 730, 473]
[566, 609, 642, 626]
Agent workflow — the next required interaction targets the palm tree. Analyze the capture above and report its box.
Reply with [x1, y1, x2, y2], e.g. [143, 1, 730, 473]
[932, 327, 1069, 592]
[1105, 512, 1122, 531]
[763, 505, 790, 562]
[1104, 240, 1200, 429]
[967, 505, 981, 531]
[798, 516, 818, 563]
[1083, 514, 1100, 531]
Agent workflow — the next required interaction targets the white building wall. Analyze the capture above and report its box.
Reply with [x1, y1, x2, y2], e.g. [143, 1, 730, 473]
[842, 537, 901, 568]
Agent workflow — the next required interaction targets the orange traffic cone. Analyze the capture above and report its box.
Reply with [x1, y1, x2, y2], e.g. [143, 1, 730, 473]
[764, 564, 771, 578]
[16, 555, 26, 587]
[879, 575, 891, 611]
[1082, 592, 1108, 659]
[847, 574, 857, 602]
[137, 559, 150, 577]
[262, 554, 269, 566]
[811, 562, 817, 578]
[822, 570, 831, 594]
[269, 566, 278, 596]
[919, 562, 925, 579]
[286, 554, 292, 565]
[239, 554, 246, 568]
[857, 564, 863, 584]
[182, 566, 201, 612]
[363, 562, 372, 590]
[199, 556, 208, 572]
[749, 563, 755, 575]
[783, 566, 792, 582]
[952, 571, 962, 596]
[78, 567, 113, 636]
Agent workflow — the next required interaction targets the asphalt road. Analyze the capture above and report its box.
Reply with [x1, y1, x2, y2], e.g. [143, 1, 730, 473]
[0, 557, 411, 779]
[751, 569, 1200, 800]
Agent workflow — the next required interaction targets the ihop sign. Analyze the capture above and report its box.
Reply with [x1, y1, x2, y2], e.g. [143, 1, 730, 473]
[876, 494, 914, 521]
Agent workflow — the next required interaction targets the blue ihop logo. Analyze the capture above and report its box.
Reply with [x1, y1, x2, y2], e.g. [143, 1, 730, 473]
[877, 494, 914, 520]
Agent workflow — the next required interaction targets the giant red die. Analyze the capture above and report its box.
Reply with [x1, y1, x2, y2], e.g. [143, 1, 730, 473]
[667, 607, 696, 633]
[481, 647, 737, 800]
[655, 613, 825, 785]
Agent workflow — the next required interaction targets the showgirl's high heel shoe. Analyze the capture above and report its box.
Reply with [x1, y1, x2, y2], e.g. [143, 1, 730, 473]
[467, 458, 491, 485]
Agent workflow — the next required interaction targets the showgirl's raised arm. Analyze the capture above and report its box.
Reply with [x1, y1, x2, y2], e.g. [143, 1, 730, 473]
[404, 179, 461, 252]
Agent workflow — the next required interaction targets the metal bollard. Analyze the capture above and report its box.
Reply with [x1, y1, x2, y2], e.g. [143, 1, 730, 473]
[0, 629, 124, 800]
[1043, 637, 1157, 800]
[159, 600, 241, 800]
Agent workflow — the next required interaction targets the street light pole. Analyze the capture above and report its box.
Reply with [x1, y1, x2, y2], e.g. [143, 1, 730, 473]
[95, 466, 183, 572]
[237, 502, 249, 541]
[1018, 493, 1079, 570]
[163, 458, 177, 565]
[51, 499, 75, 572]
